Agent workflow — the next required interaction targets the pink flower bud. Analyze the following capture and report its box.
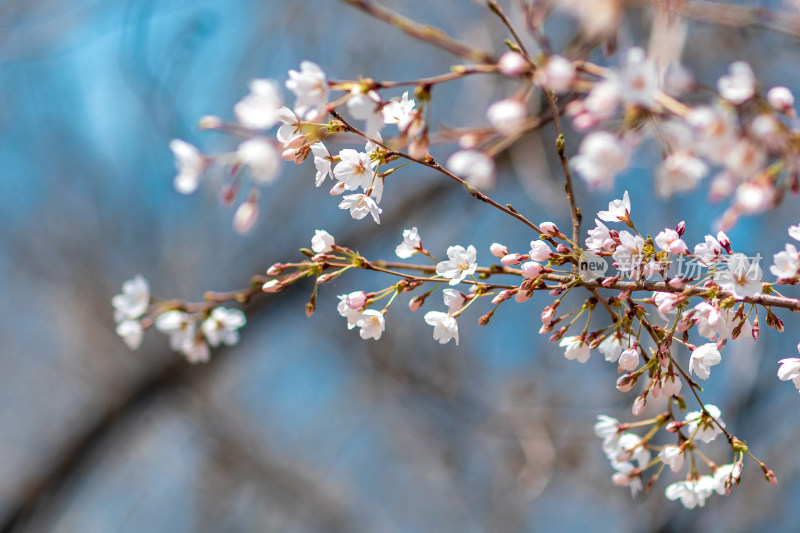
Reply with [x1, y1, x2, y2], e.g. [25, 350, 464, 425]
[631, 396, 646, 416]
[668, 277, 687, 289]
[521, 261, 543, 279]
[478, 313, 492, 326]
[501, 253, 527, 266]
[329, 181, 346, 196]
[346, 291, 367, 309]
[675, 220, 686, 236]
[540, 221, 560, 237]
[618, 348, 640, 371]
[556, 243, 570, 254]
[515, 289, 531, 303]
[233, 200, 259, 234]
[281, 147, 299, 162]
[616, 374, 635, 392]
[498, 51, 528, 76]
[541, 306, 555, 325]
[717, 231, 732, 253]
[262, 280, 284, 293]
[490, 242, 510, 258]
[267, 263, 284, 276]
[767, 86, 795, 112]
[409, 295, 425, 312]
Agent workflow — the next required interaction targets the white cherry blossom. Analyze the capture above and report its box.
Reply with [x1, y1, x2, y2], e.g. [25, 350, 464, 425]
[689, 343, 722, 380]
[771, 243, 800, 280]
[685, 405, 725, 443]
[529, 240, 553, 262]
[338, 194, 382, 224]
[789, 224, 800, 241]
[202, 307, 246, 347]
[446, 150, 494, 189]
[238, 137, 280, 183]
[286, 61, 328, 120]
[424, 311, 459, 345]
[169, 139, 207, 194]
[356, 309, 385, 340]
[717, 61, 756, 104]
[436, 245, 478, 285]
[486, 98, 526, 133]
[310, 143, 332, 186]
[659, 445, 685, 473]
[347, 89, 384, 135]
[311, 230, 335, 254]
[598, 191, 631, 222]
[717, 253, 762, 299]
[235, 78, 283, 129]
[382, 91, 416, 131]
[777, 357, 800, 392]
[571, 132, 629, 189]
[559, 336, 590, 363]
[442, 289, 468, 314]
[334, 149, 375, 191]
[337, 294, 363, 329]
[116, 320, 143, 350]
[694, 235, 723, 265]
[655, 229, 688, 255]
[112, 275, 150, 323]
[585, 219, 615, 253]
[395, 227, 422, 259]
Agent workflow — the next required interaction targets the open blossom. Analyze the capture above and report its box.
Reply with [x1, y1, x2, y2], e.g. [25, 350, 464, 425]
[347, 89, 383, 135]
[355, 309, 385, 340]
[276, 107, 302, 144]
[443, 289, 468, 314]
[585, 219, 615, 253]
[395, 227, 422, 259]
[665, 480, 711, 509]
[694, 235, 723, 265]
[594, 415, 621, 453]
[598, 332, 628, 363]
[778, 358, 800, 392]
[612, 433, 651, 468]
[583, 78, 622, 120]
[446, 150, 494, 189]
[238, 137, 280, 183]
[717, 61, 756, 104]
[655, 229, 688, 255]
[338, 194, 382, 224]
[571, 132, 629, 189]
[113, 275, 150, 322]
[155, 310, 209, 363]
[486, 98, 526, 133]
[771, 243, 800, 280]
[610, 461, 643, 496]
[424, 311, 459, 345]
[116, 320, 143, 350]
[286, 61, 328, 120]
[559, 336, 590, 363]
[689, 343, 722, 380]
[656, 152, 708, 197]
[717, 253, 762, 299]
[436, 245, 478, 285]
[685, 404, 725, 443]
[334, 149, 375, 191]
[311, 230, 335, 253]
[620, 48, 658, 107]
[310, 143, 332, 186]
[789, 224, 800, 241]
[382, 91, 417, 131]
[654, 292, 680, 318]
[613, 231, 645, 273]
[659, 446, 685, 473]
[234, 78, 283, 129]
[169, 139, 207, 194]
[598, 191, 631, 222]
[202, 307, 246, 347]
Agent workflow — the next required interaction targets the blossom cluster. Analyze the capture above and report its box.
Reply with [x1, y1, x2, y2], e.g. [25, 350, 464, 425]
[113, 0, 800, 510]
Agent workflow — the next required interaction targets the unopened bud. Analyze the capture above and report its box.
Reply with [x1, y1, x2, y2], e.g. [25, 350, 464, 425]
[631, 395, 646, 416]
[262, 279, 284, 293]
[329, 181, 347, 196]
[498, 51, 528, 76]
[490, 242, 509, 258]
[767, 86, 795, 113]
[267, 263, 284, 276]
[515, 289, 531, 303]
[233, 199, 259, 234]
[409, 295, 426, 312]
[540, 221, 560, 237]
[556, 243, 570, 254]
[765, 469, 778, 486]
[669, 277, 687, 289]
[616, 373, 636, 392]
[478, 312, 493, 326]
[753, 315, 760, 339]
[521, 261, 543, 279]
[305, 300, 316, 317]
[602, 277, 618, 287]
[346, 291, 367, 309]
[501, 253, 528, 266]
[717, 231, 732, 254]
[541, 306, 555, 325]
[198, 115, 223, 130]
[675, 220, 686, 236]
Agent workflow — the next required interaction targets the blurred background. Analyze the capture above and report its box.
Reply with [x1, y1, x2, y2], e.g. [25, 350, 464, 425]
[2, 0, 800, 531]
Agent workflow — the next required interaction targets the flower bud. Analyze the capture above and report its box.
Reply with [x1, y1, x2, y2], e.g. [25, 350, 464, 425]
[501, 253, 528, 266]
[616, 373, 636, 392]
[346, 291, 367, 309]
[631, 395, 646, 416]
[490, 242, 509, 258]
[409, 295, 426, 312]
[618, 348, 640, 371]
[675, 220, 686, 236]
[262, 279, 284, 293]
[478, 312, 493, 326]
[556, 243, 570, 254]
[540, 221, 560, 237]
[514, 289, 531, 303]
[498, 51, 528, 76]
[521, 261, 543, 279]
[329, 181, 346, 195]
[267, 263, 285, 276]
[717, 231, 732, 254]
[233, 199, 259, 234]
[541, 306, 555, 325]
[767, 86, 795, 113]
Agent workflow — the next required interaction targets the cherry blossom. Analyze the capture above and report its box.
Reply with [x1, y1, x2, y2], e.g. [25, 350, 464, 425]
[116, 320, 143, 350]
[537, 55, 575, 92]
[559, 336, 590, 363]
[311, 230, 335, 254]
[585, 219, 615, 253]
[665, 480, 710, 509]
[571, 132, 629, 189]
[238, 137, 280, 183]
[789, 224, 800, 241]
[446, 150, 495, 189]
[436, 245, 478, 285]
[486, 98, 526, 133]
[347, 89, 384, 135]
[777, 357, 800, 392]
[685, 405, 725, 443]
[234, 78, 283, 129]
[613, 231, 645, 273]
[112, 275, 150, 323]
[619, 48, 658, 107]
[338, 194, 382, 224]
[202, 307, 246, 347]
[356, 310, 386, 340]
[598, 191, 631, 222]
[310, 143, 333, 187]
[767, 86, 795, 113]
[655, 229, 688, 255]
[694, 235, 723, 266]
[169, 139, 207, 194]
[334, 149, 376, 191]
[286, 61, 328, 120]
[529, 241, 553, 262]
[717, 61, 756, 104]
[717, 253, 763, 299]
[423, 311, 459, 345]
[659, 446, 685, 473]
[337, 294, 363, 329]
[689, 343, 722, 380]
[395, 227, 422, 259]
[382, 92, 417, 131]
[771, 244, 800, 280]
